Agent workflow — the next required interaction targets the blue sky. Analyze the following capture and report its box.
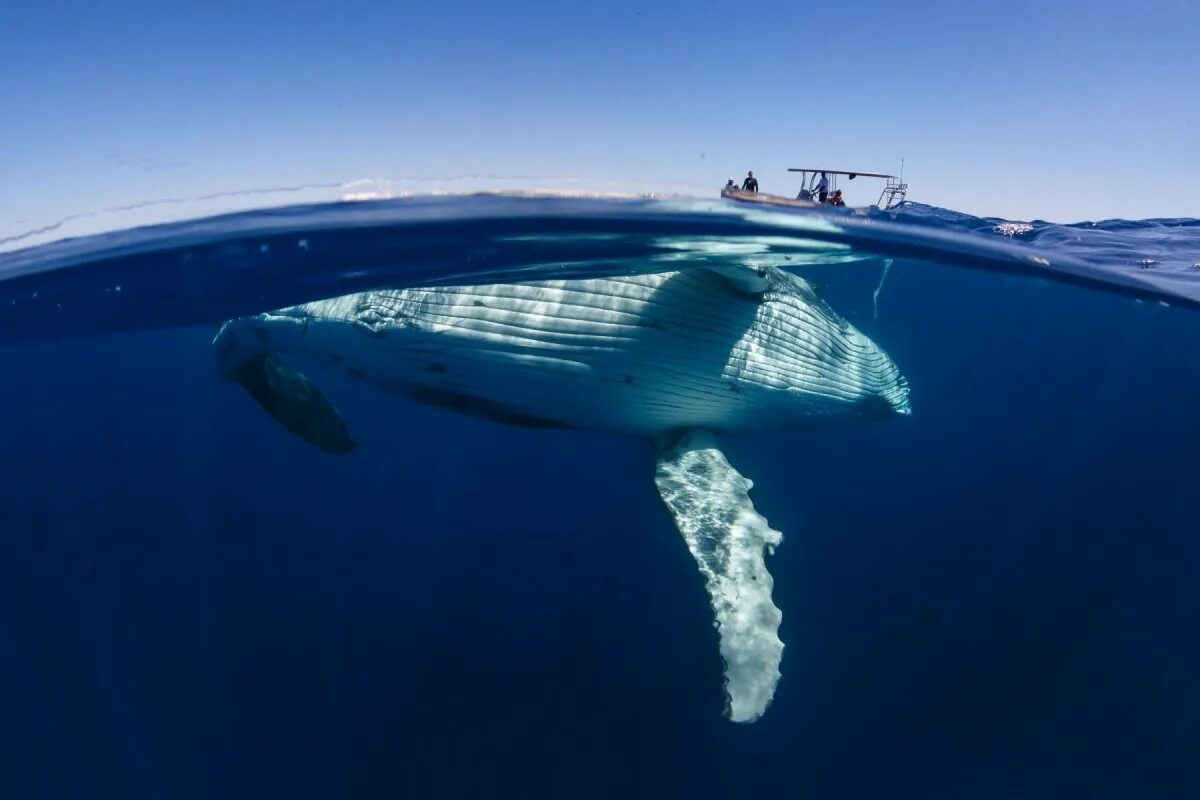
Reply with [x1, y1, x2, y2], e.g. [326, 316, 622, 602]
[2, 0, 1197, 229]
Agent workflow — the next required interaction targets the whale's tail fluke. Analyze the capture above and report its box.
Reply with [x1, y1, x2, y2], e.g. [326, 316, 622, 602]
[228, 353, 357, 454]
[214, 320, 356, 454]
[654, 429, 784, 723]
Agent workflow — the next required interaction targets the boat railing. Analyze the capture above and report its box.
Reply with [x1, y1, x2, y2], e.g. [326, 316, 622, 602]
[878, 176, 907, 209]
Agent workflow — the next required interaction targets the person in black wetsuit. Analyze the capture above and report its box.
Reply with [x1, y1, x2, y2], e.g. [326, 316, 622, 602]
[741, 170, 759, 192]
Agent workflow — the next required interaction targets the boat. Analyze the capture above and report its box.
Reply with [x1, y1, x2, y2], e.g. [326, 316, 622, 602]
[721, 167, 908, 214]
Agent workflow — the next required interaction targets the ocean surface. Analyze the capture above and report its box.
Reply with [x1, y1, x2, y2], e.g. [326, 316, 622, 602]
[3, 194, 1199, 798]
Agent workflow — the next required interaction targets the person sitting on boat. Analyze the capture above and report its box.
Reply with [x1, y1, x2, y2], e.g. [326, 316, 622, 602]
[828, 189, 846, 207]
[815, 172, 829, 203]
[742, 171, 759, 193]
[725, 178, 737, 191]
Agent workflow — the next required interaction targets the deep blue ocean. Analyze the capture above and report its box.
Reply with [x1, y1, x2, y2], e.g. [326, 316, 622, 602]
[3, 195, 1200, 798]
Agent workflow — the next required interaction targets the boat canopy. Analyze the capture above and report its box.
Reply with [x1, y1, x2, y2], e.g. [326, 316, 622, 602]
[787, 168, 896, 179]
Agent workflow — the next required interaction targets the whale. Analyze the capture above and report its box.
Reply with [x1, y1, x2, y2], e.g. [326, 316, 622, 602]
[213, 263, 911, 723]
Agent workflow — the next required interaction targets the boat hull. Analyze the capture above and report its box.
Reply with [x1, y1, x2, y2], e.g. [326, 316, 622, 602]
[720, 188, 874, 215]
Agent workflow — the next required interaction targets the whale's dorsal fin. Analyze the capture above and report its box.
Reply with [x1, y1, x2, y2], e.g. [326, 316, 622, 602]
[653, 429, 784, 723]
[230, 353, 357, 454]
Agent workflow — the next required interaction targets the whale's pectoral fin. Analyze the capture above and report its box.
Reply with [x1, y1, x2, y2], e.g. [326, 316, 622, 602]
[230, 353, 357, 454]
[653, 428, 784, 723]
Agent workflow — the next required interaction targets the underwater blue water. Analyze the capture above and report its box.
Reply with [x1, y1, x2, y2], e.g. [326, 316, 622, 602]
[2, 196, 1200, 797]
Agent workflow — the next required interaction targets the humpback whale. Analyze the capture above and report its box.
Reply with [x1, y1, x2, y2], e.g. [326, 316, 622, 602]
[214, 264, 910, 723]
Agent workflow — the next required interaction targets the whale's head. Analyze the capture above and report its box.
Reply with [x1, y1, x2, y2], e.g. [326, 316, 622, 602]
[732, 270, 911, 425]
[836, 322, 912, 420]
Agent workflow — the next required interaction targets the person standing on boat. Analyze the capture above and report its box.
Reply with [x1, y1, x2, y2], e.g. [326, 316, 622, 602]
[815, 172, 829, 203]
[742, 170, 759, 193]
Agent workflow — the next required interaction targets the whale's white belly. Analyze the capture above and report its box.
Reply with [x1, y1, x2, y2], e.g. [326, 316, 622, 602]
[219, 268, 909, 435]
